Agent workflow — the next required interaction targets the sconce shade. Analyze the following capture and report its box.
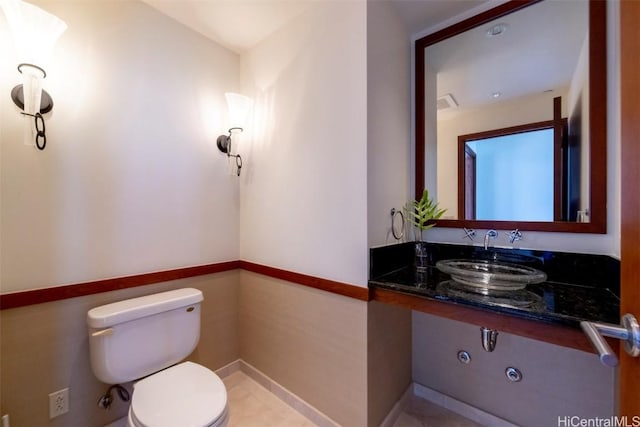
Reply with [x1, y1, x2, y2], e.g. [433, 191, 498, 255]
[1, 0, 66, 149]
[225, 92, 254, 130]
[0, 0, 67, 68]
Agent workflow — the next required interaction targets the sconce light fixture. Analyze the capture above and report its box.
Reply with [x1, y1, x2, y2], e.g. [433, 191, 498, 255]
[217, 92, 253, 176]
[1, 0, 67, 150]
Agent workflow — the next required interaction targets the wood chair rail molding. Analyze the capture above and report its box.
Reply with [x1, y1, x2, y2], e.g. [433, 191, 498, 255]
[0, 260, 369, 310]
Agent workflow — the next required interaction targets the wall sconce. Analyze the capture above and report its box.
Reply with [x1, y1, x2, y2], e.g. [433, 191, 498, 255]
[1, 0, 67, 150]
[217, 92, 253, 176]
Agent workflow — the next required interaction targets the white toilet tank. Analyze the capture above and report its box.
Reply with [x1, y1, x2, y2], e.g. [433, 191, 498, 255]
[87, 288, 204, 384]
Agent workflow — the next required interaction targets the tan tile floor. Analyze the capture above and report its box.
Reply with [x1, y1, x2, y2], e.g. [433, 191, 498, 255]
[392, 395, 482, 427]
[222, 371, 316, 427]
[223, 372, 480, 427]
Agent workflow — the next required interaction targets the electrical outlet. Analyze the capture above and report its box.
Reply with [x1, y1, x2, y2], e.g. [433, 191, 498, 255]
[49, 388, 69, 419]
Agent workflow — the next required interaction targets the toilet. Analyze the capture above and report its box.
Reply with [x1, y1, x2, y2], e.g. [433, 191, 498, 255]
[87, 288, 228, 427]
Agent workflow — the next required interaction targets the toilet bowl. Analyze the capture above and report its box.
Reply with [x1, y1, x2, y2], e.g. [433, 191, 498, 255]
[88, 289, 228, 427]
[128, 362, 228, 427]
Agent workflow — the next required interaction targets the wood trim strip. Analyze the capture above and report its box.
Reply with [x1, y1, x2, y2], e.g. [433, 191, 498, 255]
[370, 287, 618, 355]
[619, 0, 640, 413]
[588, 0, 608, 234]
[553, 97, 563, 221]
[0, 260, 369, 309]
[0, 261, 242, 310]
[239, 261, 370, 301]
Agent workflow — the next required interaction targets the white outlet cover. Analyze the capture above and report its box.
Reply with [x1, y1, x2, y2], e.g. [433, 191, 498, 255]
[49, 388, 69, 418]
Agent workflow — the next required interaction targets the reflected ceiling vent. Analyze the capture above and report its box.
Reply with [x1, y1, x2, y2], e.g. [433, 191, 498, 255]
[437, 93, 458, 111]
[486, 23, 509, 38]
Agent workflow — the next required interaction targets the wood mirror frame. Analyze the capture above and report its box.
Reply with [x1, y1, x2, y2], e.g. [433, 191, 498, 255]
[414, 0, 607, 233]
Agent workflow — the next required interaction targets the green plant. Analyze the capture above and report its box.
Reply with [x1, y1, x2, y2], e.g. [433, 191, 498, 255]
[404, 189, 447, 241]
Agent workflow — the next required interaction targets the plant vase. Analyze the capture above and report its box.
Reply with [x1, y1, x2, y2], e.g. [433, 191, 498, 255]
[404, 190, 446, 273]
[414, 241, 429, 272]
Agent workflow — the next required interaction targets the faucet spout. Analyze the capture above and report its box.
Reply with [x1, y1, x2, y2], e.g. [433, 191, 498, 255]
[483, 230, 498, 250]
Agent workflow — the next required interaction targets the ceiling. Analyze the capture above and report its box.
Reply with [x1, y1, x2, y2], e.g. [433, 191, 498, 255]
[427, 0, 588, 117]
[141, 0, 489, 54]
[140, 0, 586, 117]
[390, 0, 489, 37]
[140, 0, 316, 54]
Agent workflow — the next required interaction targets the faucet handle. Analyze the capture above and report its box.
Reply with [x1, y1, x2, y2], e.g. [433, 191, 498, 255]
[463, 228, 476, 240]
[508, 229, 522, 244]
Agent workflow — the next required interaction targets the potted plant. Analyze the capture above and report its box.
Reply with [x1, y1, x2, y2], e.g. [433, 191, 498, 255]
[404, 189, 447, 270]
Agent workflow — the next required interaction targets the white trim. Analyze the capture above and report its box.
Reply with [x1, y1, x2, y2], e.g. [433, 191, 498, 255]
[379, 384, 414, 427]
[413, 382, 518, 427]
[215, 359, 339, 427]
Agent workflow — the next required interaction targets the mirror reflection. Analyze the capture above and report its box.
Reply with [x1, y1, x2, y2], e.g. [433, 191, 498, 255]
[461, 123, 556, 222]
[415, 0, 607, 232]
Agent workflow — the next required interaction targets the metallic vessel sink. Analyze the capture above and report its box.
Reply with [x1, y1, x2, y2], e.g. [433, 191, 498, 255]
[435, 259, 547, 293]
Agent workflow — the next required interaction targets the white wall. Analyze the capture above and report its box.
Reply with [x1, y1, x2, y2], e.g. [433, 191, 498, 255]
[0, 0, 241, 293]
[238, 1, 368, 286]
[367, 0, 411, 248]
[567, 35, 591, 216]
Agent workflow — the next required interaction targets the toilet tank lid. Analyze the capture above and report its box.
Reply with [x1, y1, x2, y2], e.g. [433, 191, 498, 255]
[87, 288, 203, 328]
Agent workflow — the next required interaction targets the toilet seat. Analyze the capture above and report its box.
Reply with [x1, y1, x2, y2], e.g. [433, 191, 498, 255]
[128, 361, 228, 427]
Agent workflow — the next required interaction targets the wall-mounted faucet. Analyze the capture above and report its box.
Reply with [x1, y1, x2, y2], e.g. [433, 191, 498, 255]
[483, 230, 498, 250]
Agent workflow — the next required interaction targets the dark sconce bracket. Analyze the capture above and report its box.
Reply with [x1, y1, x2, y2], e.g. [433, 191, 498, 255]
[11, 85, 54, 114]
[11, 63, 53, 150]
[217, 127, 243, 176]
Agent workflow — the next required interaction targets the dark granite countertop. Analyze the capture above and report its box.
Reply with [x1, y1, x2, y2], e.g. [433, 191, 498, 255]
[369, 243, 621, 328]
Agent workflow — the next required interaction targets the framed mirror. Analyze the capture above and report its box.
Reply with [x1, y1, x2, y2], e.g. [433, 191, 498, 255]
[415, 0, 607, 233]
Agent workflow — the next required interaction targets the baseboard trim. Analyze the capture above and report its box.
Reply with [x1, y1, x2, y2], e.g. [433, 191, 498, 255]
[379, 383, 414, 427]
[413, 382, 517, 427]
[216, 359, 339, 427]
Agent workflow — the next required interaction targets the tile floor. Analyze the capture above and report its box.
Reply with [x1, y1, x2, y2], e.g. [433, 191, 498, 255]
[391, 394, 482, 427]
[223, 371, 480, 427]
[222, 371, 316, 427]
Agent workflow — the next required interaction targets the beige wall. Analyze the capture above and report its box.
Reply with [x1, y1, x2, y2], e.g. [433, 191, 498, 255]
[412, 311, 615, 427]
[0, 272, 240, 427]
[367, 301, 412, 427]
[0, 0, 240, 293]
[1, 270, 414, 427]
[239, 271, 368, 426]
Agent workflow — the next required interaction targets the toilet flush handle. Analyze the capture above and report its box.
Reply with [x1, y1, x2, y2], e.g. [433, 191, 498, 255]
[91, 328, 114, 337]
